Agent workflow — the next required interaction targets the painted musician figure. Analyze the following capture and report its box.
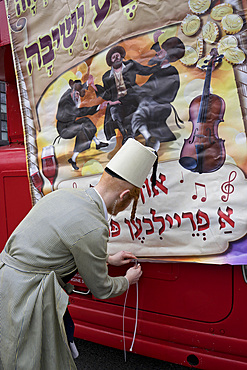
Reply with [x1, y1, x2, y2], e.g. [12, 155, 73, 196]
[56, 79, 108, 170]
[0, 139, 157, 370]
[94, 46, 157, 145]
[131, 37, 185, 151]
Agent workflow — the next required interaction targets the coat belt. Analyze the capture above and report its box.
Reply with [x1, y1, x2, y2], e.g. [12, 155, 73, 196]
[0, 249, 74, 294]
[1, 249, 54, 274]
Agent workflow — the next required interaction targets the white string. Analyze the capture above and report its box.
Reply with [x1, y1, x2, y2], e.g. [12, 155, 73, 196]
[130, 282, 138, 352]
[242, 265, 247, 283]
[122, 285, 129, 362]
[122, 281, 139, 361]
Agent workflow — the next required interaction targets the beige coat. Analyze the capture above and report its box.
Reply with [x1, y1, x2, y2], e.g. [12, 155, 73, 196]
[0, 188, 128, 369]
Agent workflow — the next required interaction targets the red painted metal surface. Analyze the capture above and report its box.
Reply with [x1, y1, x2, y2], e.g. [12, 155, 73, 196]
[69, 265, 247, 369]
[0, 1, 11, 82]
[0, 1, 10, 48]
[0, 145, 32, 250]
[1, 4, 247, 369]
[93, 263, 232, 322]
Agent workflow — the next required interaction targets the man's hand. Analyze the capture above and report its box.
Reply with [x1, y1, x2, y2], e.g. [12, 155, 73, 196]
[99, 101, 108, 110]
[87, 74, 94, 85]
[107, 251, 136, 266]
[99, 100, 121, 109]
[108, 100, 121, 106]
[125, 264, 142, 285]
[87, 74, 98, 91]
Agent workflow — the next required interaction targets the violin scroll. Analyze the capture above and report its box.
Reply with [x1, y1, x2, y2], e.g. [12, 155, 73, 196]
[201, 48, 224, 70]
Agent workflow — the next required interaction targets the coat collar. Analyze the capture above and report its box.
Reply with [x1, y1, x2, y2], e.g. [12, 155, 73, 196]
[109, 62, 127, 77]
[85, 187, 108, 220]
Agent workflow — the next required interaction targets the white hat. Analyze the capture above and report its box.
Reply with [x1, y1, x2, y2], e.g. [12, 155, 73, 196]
[105, 139, 157, 188]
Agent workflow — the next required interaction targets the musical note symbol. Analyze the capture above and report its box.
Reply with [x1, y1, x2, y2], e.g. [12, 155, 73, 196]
[192, 182, 207, 202]
[221, 171, 237, 202]
[180, 172, 184, 183]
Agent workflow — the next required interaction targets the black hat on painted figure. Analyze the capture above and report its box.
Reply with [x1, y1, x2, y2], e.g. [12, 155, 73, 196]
[69, 79, 88, 90]
[150, 41, 161, 52]
[161, 37, 185, 62]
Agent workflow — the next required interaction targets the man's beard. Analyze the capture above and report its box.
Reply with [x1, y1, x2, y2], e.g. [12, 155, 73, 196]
[112, 59, 123, 69]
[148, 56, 161, 66]
[72, 93, 80, 107]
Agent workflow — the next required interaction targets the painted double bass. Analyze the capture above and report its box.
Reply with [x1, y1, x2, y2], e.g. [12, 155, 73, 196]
[179, 48, 226, 174]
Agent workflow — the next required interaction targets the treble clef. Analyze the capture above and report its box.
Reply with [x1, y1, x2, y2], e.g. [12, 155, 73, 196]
[221, 170, 237, 202]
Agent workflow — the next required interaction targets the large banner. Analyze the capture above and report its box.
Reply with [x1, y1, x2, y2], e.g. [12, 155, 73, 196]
[5, 0, 247, 263]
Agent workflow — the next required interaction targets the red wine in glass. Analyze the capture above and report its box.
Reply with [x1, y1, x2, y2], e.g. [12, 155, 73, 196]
[30, 164, 44, 196]
[41, 145, 58, 191]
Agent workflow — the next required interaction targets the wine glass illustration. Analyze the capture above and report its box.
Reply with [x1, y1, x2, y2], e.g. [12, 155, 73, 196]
[41, 145, 58, 191]
[30, 164, 44, 196]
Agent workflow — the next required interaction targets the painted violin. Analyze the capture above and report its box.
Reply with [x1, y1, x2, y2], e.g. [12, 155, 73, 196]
[179, 48, 226, 174]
